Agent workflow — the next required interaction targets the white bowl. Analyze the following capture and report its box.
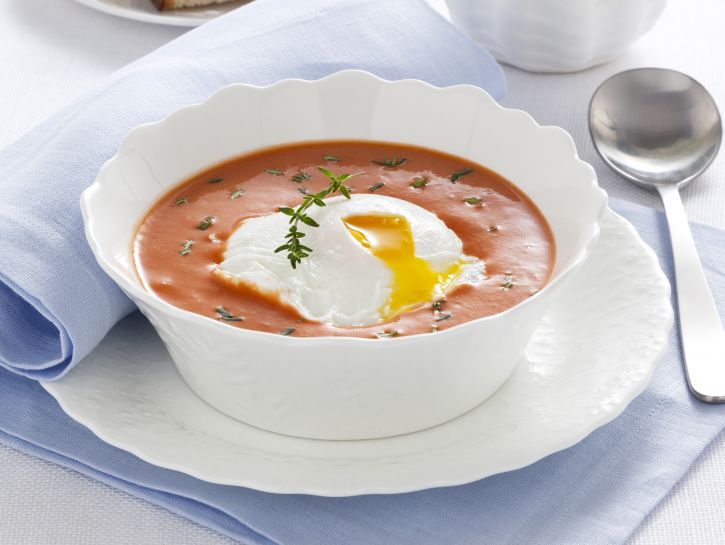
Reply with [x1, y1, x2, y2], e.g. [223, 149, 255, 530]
[446, 0, 667, 73]
[81, 70, 606, 440]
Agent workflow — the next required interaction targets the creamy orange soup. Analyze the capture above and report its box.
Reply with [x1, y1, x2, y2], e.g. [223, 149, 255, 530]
[133, 141, 555, 337]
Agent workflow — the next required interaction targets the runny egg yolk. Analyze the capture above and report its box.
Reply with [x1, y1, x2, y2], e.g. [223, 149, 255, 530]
[342, 214, 463, 320]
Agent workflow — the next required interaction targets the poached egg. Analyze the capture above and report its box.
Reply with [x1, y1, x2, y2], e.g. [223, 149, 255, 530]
[217, 194, 483, 327]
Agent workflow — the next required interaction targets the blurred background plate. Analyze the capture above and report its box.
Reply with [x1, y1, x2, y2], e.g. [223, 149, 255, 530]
[71, 0, 252, 27]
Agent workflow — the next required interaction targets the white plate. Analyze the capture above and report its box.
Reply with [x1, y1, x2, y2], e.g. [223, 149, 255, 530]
[71, 0, 251, 27]
[42, 210, 672, 496]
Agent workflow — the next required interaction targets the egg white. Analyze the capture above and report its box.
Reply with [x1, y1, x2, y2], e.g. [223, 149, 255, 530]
[217, 194, 483, 327]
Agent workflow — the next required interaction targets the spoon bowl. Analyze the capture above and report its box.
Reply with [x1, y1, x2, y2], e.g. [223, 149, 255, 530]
[589, 67, 725, 403]
[590, 68, 722, 188]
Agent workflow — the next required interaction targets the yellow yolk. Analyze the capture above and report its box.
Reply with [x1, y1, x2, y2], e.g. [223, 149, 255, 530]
[343, 214, 463, 319]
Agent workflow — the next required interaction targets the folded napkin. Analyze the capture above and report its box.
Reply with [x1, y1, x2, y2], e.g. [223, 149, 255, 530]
[0, 0, 505, 380]
[0, 199, 723, 545]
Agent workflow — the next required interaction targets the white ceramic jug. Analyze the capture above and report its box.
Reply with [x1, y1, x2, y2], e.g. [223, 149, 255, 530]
[446, 0, 667, 72]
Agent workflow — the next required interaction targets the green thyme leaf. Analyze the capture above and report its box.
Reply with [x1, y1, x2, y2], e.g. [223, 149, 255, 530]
[266, 169, 284, 176]
[450, 168, 473, 183]
[463, 196, 481, 205]
[275, 167, 362, 269]
[178, 240, 193, 256]
[215, 306, 243, 322]
[299, 215, 319, 227]
[368, 182, 385, 192]
[291, 170, 311, 183]
[411, 176, 429, 189]
[435, 312, 452, 322]
[174, 197, 189, 205]
[372, 157, 407, 168]
[298, 187, 308, 195]
[487, 225, 499, 233]
[230, 189, 244, 200]
[502, 274, 515, 290]
[280, 327, 296, 336]
[432, 298, 446, 312]
[208, 177, 224, 184]
[323, 155, 341, 162]
[197, 216, 215, 230]
[376, 329, 399, 338]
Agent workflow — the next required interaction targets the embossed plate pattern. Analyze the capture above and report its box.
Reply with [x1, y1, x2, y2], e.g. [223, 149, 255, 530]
[42, 210, 672, 496]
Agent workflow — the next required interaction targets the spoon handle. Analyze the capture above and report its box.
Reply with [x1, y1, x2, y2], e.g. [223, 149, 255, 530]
[657, 184, 725, 402]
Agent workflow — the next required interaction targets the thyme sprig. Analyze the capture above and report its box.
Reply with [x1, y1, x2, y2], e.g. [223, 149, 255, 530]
[291, 170, 311, 183]
[178, 240, 193, 256]
[197, 216, 215, 230]
[411, 176, 429, 189]
[275, 167, 362, 268]
[450, 168, 473, 183]
[215, 306, 243, 322]
[373, 157, 407, 168]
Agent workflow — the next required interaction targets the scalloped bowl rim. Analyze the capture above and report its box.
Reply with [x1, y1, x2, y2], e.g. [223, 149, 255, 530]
[81, 70, 607, 347]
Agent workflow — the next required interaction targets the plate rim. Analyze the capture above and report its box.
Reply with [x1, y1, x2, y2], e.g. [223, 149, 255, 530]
[70, 0, 232, 27]
[42, 208, 674, 496]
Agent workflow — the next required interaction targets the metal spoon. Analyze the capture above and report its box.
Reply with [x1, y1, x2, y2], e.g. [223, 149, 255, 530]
[589, 67, 725, 403]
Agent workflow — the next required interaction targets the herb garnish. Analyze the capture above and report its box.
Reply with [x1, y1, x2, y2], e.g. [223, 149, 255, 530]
[502, 274, 515, 290]
[411, 176, 429, 189]
[280, 327, 296, 336]
[174, 197, 189, 205]
[323, 155, 341, 162]
[197, 216, 215, 231]
[298, 187, 308, 195]
[449, 168, 473, 183]
[432, 299, 451, 322]
[376, 329, 399, 338]
[179, 240, 193, 256]
[369, 182, 385, 192]
[215, 306, 243, 322]
[373, 157, 407, 168]
[463, 196, 482, 205]
[275, 167, 362, 268]
[230, 189, 244, 200]
[266, 169, 284, 176]
[487, 225, 499, 233]
[208, 177, 224, 184]
[291, 170, 311, 183]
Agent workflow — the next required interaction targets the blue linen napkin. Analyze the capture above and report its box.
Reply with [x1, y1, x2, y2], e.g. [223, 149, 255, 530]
[0, 0, 505, 380]
[0, 199, 723, 545]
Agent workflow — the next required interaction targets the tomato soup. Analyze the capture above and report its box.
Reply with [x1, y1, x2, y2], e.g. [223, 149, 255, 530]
[133, 141, 555, 337]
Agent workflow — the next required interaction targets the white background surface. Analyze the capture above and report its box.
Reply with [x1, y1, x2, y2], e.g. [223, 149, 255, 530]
[0, 0, 723, 543]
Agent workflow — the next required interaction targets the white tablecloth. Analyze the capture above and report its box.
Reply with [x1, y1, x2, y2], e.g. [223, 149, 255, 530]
[0, 0, 723, 543]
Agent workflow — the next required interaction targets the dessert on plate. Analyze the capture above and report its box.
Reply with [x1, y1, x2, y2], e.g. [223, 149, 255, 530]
[153, 0, 236, 10]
